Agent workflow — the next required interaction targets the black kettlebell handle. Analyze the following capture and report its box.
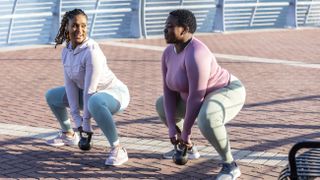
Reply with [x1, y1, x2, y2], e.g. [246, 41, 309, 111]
[174, 143, 188, 156]
[173, 142, 189, 165]
[78, 126, 93, 138]
[79, 130, 93, 138]
[78, 126, 93, 151]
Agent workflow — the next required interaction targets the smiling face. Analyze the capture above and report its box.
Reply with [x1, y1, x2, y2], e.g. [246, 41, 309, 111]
[163, 15, 186, 44]
[67, 14, 87, 48]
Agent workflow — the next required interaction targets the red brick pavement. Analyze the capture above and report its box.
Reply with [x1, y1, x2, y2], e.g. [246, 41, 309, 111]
[0, 28, 319, 179]
[0, 134, 284, 179]
[118, 28, 320, 64]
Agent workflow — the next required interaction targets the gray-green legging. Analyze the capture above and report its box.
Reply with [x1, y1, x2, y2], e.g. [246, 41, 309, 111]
[45, 80, 130, 147]
[155, 75, 246, 163]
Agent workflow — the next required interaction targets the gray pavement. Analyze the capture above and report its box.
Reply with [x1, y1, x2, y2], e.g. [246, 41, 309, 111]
[0, 28, 319, 179]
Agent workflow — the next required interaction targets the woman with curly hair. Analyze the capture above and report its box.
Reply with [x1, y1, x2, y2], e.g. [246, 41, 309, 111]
[45, 9, 130, 166]
[156, 9, 246, 179]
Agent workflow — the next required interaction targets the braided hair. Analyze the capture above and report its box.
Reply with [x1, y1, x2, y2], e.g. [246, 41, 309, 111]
[54, 9, 88, 48]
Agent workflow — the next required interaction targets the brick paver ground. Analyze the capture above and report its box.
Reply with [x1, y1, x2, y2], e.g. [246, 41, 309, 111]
[0, 28, 319, 179]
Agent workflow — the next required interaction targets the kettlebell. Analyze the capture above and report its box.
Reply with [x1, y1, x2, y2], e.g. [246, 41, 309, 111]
[172, 143, 188, 165]
[78, 127, 93, 151]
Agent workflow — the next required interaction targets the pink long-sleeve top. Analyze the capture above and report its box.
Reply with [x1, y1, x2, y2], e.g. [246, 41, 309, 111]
[162, 37, 230, 141]
[62, 38, 117, 128]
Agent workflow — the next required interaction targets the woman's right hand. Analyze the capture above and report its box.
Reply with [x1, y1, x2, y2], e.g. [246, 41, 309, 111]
[170, 133, 182, 145]
[170, 136, 179, 145]
[169, 125, 182, 145]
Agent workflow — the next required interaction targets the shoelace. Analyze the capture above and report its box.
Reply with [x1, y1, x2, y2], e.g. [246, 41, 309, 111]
[220, 163, 232, 173]
[109, 147, 119, 159]
[55, 131, 66, 139]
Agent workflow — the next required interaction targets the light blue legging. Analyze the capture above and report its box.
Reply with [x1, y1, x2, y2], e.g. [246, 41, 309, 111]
[156, 75, 246, 163]
[45, 86, 125, 146]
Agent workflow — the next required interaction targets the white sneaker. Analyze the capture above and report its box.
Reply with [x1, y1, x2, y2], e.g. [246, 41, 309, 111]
[46, 131, 79, 147]
[215, 161, 241, 180]
[163, 145, 201, 159]
[105, 147, 129, 166]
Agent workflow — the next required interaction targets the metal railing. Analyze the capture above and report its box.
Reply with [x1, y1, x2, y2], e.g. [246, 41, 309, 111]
[141, 0, 217, 37]
[223, 0, 294, 31]
[0, 0, 319, 47]
[297, 0, 320, 26]
[0, 0, 55, 45]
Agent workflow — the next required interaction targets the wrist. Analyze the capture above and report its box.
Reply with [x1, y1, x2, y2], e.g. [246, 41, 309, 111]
[82, 118, 93, 132]
[181, 131, 191, 144]
[168, 126, 177, 138]
[74, 117, 82, 128]
[168, 124, 177, 138]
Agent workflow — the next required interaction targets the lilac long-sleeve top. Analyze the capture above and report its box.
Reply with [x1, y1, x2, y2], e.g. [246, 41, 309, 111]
[62, 38, 117, 128]
[161, 37, 230, 141]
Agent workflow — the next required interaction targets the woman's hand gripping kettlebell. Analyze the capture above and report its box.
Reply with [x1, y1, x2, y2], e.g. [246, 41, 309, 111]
[78, 126, 93, 151]
[171, 138, 189, 165]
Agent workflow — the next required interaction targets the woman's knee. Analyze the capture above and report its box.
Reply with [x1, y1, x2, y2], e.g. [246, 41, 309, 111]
[155, 96, 164, 114]
[88, 93, 120, 114]
[45, 87, 64, 105]
[198, 105, 225, 131]
[88, 94, 104, 113]
[155, 96, 168, 125]
[197, 111, 209, 132]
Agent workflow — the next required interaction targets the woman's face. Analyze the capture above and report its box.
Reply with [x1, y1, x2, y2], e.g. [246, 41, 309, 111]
[67, 14, 87, 47]
[164, 15, 185, 44]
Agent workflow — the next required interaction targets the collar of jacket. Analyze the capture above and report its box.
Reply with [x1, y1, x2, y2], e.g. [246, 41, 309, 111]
[67, 37, 90, 55]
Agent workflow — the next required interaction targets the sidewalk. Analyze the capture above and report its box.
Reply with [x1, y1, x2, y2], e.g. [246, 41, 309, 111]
[0, 28, 319, 179]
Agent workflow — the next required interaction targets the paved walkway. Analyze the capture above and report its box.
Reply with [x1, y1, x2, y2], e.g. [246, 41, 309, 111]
[0, 28, 319, 179]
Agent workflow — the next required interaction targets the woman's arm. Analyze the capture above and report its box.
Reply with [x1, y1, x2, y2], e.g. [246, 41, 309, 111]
[64, 69, 82, 128]
[83, 45, 104, 131]
[182, 48, 211, 143]
[162, 51, 179, 139]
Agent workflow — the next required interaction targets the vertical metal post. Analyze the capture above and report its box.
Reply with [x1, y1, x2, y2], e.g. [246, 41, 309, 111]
[129, 0, 142, 38]
[58, 0, 61, 32]
[136, 0, 142, 38]
[49, 0, 61, 43]
[140, 0, 147, 38]
[7, 0, 18, 44]
[213, 0, 225, 32]
[250, 0, 258, 27]
[304, 1, 313, 25]
[89, 0, 100, 38]
[286, 0, 297, 28]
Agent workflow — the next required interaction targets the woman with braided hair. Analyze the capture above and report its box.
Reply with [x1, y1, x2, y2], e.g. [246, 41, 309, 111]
[45, 9, 130, 166]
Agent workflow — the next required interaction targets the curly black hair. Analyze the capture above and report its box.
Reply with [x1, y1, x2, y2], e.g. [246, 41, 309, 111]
[54, 9, 88, 48]
[169, 9, 197, 33]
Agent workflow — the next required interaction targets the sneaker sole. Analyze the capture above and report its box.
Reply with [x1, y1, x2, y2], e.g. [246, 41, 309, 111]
[188, 153, 200, 159]
[45, 141, 79, 147]
[45, 133, 80, 147]
[163, 153, 201, 160]
[45, 142, 65, 147]
[163, 155, 174, 159]
[232, 170, 241, 180]
[105, 156, 129, 166]
[216, 171, 241, 180]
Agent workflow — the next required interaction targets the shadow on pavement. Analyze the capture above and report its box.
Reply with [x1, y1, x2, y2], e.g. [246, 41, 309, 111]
[244, 95, 320, 108]
[0, 135, 229, 179]
[0, 136, 160, 179]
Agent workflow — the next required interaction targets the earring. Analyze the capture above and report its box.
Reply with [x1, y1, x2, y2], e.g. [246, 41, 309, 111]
[65, 31, 69, 41]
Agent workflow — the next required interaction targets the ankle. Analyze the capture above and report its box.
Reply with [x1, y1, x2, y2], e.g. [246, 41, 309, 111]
[186, 143, 193, 150]
[64, 131, 75, 137]
[224, 160, 235, 165]
[112, 144, 121, 149]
